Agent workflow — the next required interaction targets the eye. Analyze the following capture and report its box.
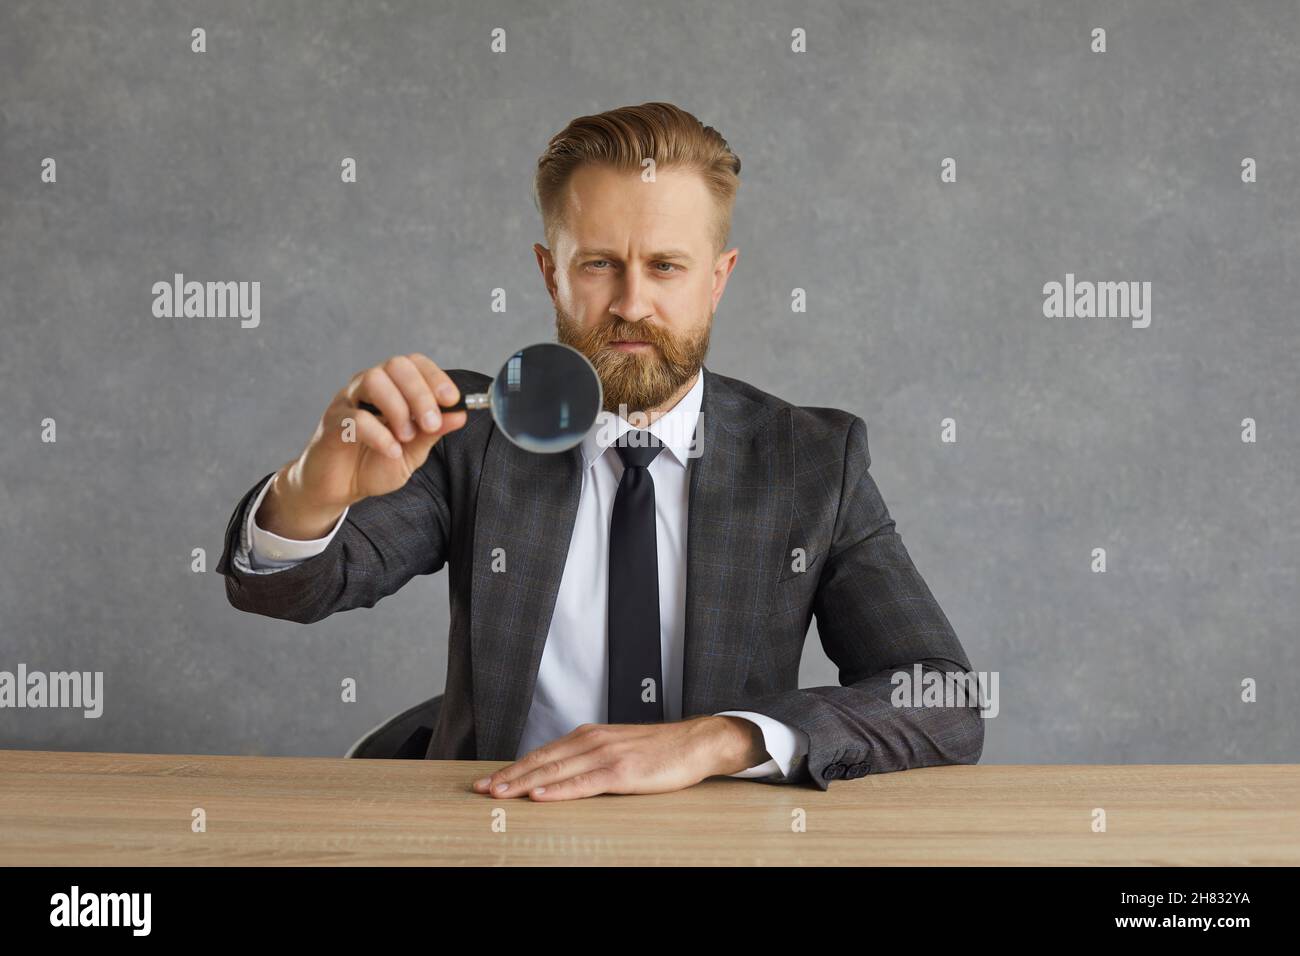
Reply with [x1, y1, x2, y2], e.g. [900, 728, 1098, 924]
[587, 259, 611, 270]
[654, 262, 678, 273]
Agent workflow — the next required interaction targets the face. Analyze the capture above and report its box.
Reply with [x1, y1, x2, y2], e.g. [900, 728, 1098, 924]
[534, 164, 738, 417]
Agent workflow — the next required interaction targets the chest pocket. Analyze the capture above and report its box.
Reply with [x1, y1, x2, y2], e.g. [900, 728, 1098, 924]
[776, 508, 822, 583]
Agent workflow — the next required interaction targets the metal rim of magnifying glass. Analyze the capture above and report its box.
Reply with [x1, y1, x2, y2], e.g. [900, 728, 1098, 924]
[489, 341, 604, 453]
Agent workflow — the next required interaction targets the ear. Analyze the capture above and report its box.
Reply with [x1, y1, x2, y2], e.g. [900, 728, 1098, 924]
[533, 243, 557, 301]
[712, 246, 739, 309]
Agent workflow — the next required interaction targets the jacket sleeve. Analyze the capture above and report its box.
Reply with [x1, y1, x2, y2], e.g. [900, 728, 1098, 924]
[736, 414, 985, 790]
[215, 438, 453, 625]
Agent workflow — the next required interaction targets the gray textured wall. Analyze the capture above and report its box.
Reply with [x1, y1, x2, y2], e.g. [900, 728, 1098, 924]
[2, 0, 1296, 763]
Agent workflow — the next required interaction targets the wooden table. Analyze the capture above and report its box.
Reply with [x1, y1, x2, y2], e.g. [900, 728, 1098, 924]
[1, 751, 1296, 865]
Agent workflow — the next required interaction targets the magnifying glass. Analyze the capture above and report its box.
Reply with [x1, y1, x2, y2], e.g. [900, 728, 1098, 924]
[358, 342, 603, 454]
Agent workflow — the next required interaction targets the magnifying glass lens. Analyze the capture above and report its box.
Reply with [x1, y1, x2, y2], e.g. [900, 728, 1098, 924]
[491, 343, 603, 454]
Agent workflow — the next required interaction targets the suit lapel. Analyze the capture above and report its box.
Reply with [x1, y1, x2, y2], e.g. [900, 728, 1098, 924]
[469, 429, 583, 760]
[681, 367, 794, 716]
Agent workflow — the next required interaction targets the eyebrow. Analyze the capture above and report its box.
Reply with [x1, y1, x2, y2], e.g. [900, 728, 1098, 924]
[576, 248, 695, 265]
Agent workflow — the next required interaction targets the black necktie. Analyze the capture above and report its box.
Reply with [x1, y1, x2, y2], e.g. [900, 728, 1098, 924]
[607, 432, 665, 724]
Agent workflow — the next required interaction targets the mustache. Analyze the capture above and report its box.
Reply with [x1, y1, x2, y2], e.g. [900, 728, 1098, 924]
[601, 323, 661, 346]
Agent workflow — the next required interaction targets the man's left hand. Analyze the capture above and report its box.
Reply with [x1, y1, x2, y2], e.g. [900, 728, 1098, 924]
[471, 716, 768, 801]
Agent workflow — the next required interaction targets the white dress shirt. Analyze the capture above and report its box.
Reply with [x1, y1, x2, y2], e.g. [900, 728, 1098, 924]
[236, 371, 810, 780]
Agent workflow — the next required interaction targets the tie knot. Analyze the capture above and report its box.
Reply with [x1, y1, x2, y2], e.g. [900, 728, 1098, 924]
[614, 431, 663, 469]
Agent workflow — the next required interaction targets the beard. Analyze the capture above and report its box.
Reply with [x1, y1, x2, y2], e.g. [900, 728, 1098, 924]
[554, 306, 712, 416]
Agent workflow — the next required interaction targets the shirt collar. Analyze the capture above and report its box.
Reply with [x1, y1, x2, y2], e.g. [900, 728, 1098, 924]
[581, 369, 704, 471]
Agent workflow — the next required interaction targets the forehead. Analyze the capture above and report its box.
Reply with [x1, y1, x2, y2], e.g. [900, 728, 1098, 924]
[557, 164, 713, 248]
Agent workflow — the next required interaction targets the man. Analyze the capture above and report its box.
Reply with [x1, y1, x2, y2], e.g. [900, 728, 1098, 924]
[217, 101, 983, 799]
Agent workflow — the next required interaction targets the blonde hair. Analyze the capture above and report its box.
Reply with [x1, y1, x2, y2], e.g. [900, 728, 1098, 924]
[533, 101, 742, 258]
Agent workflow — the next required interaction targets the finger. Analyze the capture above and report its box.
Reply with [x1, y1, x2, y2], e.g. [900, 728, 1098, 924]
[351, 367, 414, 441]
[407, 354, 468, 436]
[384, 355, 441, 435]
[339, 406, 404, 459]
[475, 724, 609, 794]
[487, 749, 610, 798]
[526, 767, 618, 801]
[406, 353, 461, 409]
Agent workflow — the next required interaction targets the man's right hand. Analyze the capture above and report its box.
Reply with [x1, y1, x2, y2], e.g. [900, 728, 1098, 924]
[256, 354, 468, 540]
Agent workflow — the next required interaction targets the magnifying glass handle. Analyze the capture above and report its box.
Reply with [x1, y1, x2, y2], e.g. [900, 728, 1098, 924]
[357, 393, 488, 417]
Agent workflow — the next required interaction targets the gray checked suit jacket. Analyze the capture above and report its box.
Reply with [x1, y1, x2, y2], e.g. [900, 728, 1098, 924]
[217, 365, 984, 790]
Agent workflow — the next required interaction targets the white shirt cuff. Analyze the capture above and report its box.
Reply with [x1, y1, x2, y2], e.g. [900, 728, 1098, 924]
[244, 475, 348, 570]
[714, 710, 810, 780]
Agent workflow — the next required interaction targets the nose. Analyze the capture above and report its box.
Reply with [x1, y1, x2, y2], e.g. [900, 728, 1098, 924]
[609, 270, 653, 324]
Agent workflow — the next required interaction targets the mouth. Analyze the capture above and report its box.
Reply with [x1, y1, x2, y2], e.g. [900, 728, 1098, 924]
[609, 340, 653, 352]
